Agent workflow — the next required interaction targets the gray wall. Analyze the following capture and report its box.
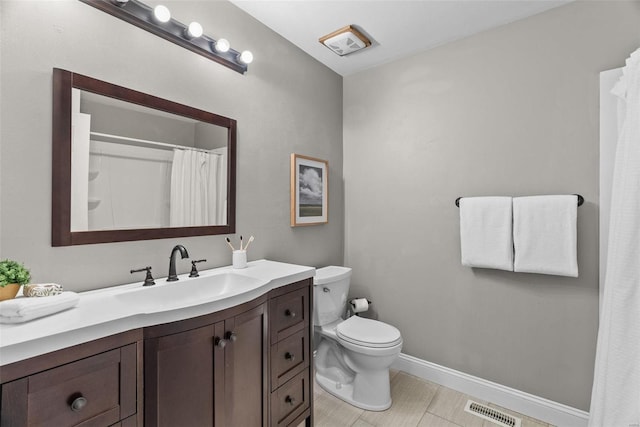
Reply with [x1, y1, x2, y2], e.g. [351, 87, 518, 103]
[0, 1, 343, 291]
[343, 1, 640, 411]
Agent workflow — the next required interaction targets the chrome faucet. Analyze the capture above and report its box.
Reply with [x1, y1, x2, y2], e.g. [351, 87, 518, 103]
[167, 245, 189, 282]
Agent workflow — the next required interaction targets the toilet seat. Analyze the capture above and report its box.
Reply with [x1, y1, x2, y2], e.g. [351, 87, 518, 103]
[336, 316, 402, 348]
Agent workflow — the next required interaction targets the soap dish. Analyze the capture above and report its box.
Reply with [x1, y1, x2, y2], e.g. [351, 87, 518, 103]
[23, 283, 63, 297]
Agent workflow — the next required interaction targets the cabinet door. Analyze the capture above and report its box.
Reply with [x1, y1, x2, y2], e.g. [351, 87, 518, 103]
[223, 304, 267, 427]
[145, 323, 225, 427]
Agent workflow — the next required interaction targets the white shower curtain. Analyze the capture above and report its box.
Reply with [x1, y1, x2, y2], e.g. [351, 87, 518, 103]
[169, 149, 224, 227]
[589, 48, 640, 426]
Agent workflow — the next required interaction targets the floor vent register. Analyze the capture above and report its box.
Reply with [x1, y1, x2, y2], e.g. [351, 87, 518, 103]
[464, 400, 522, 427]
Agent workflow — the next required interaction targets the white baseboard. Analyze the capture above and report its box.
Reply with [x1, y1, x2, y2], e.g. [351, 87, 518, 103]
[392, 353, 589, 427]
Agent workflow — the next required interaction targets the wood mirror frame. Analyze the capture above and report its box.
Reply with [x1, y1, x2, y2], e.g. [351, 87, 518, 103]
[51, 68, 236, 246]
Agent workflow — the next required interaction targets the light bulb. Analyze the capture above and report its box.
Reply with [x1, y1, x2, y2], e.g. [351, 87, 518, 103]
[187, 22, 203, 38]
[239, 50, 253, 64]
[153, 5, 171, 23]
[214, 38, 230, 53]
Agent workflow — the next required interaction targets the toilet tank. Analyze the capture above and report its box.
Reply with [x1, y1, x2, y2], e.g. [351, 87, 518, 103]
[313, 266, 352, 326]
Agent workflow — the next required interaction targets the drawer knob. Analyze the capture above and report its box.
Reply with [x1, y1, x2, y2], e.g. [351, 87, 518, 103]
[284, 352, 295, 361]
[70, 395, 87, 412]
[285, 395, 296, 406]
[285, 309, 296, 318]
[215, 337, 227, 348]
[226, 331, 238, 342]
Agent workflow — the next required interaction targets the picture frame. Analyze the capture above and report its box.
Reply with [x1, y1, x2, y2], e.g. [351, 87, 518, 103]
[290, 154, 328, 226]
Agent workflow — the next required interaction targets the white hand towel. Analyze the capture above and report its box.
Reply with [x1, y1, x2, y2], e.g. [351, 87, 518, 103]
[459, 196, 514, 271]
[0, 292, 80, 323]
[513, 195, 578, 277]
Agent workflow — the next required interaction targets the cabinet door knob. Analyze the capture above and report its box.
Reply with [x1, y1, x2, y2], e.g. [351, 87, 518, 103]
[70, 395, 87, 412]
[226, 331, 238, 342]
[285, 395, 296, 406]
[284, 309, 296, 318]
[215, 337, 227, 348]
[284, 352, 295, 361]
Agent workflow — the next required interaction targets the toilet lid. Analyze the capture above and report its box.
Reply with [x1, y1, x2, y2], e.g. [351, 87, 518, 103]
[336, 316, 402, 348]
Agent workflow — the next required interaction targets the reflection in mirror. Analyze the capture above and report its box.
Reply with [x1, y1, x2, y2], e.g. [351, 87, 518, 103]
[72, 91, 228, 231]
[52, 68, 236, 246]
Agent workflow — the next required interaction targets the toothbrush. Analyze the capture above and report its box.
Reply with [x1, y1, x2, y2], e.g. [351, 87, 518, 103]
[225, 237, 235, 251]
[240, 235, 243, 251]
[244, 235, 255, 251]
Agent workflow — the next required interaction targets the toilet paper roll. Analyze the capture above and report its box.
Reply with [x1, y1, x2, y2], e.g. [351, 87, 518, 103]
[350, 298, 369, 314]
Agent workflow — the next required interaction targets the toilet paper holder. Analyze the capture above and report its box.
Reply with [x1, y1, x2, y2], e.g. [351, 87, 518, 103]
[348, 298, 372, 317]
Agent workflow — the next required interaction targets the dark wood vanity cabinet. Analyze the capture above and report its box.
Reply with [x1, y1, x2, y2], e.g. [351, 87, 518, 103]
[269, 282, 313, 427]
[0, 330, 142, 427]
[144, 301, 267, 427]
[143, 279, 313, 427]
[224, 304, 268, 426]
[0, 278, 313, 427]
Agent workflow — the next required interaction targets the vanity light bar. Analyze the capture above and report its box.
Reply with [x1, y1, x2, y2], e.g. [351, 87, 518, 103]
[79, 0, 252, 74]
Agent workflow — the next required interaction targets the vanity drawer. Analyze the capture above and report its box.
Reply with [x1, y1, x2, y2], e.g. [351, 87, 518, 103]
[270, 328, 310, 391]
[270, 368, 310, 427]
[270, 286, 309, 344]
[1, 345, 137, 427]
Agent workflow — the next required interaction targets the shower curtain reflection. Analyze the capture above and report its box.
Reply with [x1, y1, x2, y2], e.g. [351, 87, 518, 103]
[74, 141, 227, 230]
[170, 147, 227, 227]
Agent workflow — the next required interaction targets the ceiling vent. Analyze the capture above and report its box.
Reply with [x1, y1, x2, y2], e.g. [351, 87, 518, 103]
[319, 25, 371, 56]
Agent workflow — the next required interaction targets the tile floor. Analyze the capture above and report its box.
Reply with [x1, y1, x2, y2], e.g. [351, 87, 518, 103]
[310, 370, 554, 427]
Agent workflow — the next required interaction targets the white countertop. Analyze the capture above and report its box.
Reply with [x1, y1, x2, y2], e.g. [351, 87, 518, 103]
[0, 260, 315, 366]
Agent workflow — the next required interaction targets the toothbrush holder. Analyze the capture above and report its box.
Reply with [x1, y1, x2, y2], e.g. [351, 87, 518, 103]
[232, 250, 247, 269]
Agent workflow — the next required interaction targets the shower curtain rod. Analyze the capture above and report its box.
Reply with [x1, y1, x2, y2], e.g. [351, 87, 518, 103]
[90, 131, 215, 154]
[455, 194, 584, 207]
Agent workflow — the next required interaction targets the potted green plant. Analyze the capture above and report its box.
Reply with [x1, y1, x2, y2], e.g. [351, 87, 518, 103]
[0, 259, 31, 301]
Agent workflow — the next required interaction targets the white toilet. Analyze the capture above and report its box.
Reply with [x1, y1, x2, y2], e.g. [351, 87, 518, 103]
[313, 266, 403, 411]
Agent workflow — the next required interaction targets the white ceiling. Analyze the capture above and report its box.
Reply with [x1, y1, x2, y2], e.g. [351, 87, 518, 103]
[230, 0, 572, 76]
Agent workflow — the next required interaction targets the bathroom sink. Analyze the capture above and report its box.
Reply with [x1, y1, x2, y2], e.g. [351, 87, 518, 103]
[114, 272, 266, 313]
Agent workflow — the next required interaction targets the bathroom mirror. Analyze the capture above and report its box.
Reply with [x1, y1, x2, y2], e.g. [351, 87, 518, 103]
[52, 68, 236, 246]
